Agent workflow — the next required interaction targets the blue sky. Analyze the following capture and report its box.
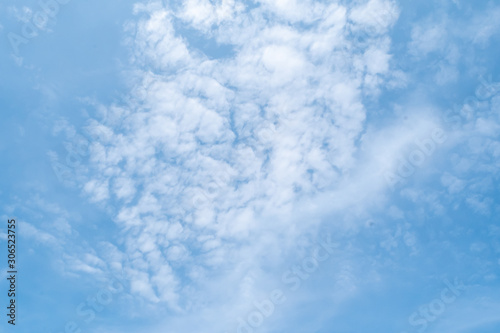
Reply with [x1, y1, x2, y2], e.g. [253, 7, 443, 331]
[1, 0, 500, 332]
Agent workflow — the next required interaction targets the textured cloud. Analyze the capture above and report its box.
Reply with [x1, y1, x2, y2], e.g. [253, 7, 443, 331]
[2, 0, 500, 331]
[74, 0, 406, 322]
[42, 0, 500, 331]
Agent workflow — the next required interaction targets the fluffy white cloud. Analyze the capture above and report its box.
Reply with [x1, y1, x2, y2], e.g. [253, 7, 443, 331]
[73, 0, 424, 328]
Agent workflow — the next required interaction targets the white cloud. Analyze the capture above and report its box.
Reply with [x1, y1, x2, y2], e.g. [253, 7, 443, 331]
[66, 1, 467, 330]
[349, 0, 399, 35]
[83, 179, 110, 202]
[409, 22, 448, 57]
[179, 0, 244, 30]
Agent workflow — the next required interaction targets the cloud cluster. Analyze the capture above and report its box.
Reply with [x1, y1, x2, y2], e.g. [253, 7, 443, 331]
[77, 0, 406, 317]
